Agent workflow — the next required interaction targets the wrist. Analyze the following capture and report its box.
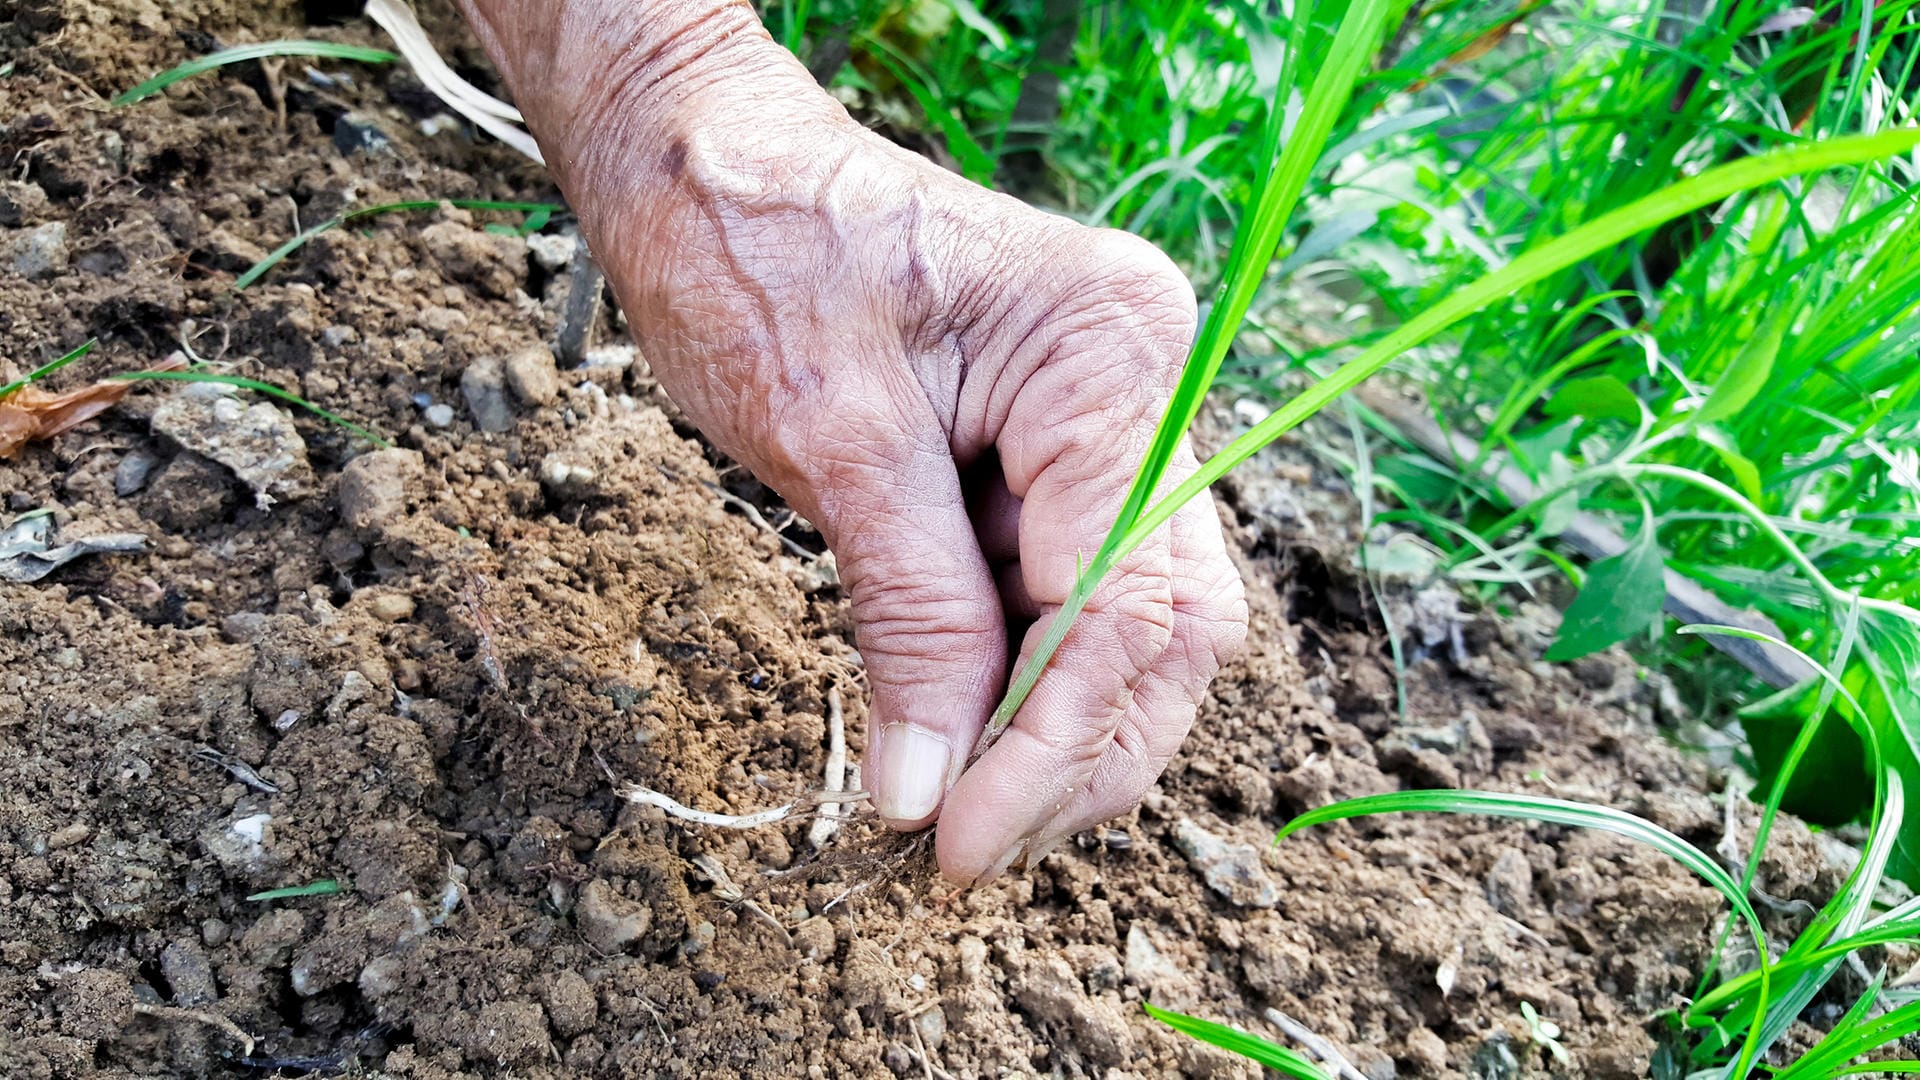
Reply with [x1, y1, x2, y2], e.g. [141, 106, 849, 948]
[457, 0, 852, 232]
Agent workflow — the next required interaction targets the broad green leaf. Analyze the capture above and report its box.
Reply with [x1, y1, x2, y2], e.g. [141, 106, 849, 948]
[1535, 453, 1580, 536]
[1543, 524, 1666, 662]
[1374, 453, 1460, 505]
[1506, 418, 1579, 474]
[1696, 307, 1787, 425]
[1691, 426, 1765, 506]
[1545, 375, 1643, 424]
[1142, 1004, 1333, 1080]
[1738, 682, 1871, 826]
[1850, 623, 1920, 886]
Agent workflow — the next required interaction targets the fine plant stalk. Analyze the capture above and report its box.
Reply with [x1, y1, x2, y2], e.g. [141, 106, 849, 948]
[114, 42, 400, 106]
[236, 200, 560, 290]
[0, 339, 96, 399]
[111, 370, 390, 448]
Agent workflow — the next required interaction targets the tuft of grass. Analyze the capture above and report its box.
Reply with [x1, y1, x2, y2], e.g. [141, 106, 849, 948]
[235, 200, 560, 290]
[245, 879, 345, 902]
[114, 41, 400, 106]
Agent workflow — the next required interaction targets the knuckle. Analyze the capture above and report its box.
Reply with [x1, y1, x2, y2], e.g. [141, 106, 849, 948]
[851, 583, 1000, 670]
[1020, 693, 1122, 769]
[1084, 565, 1176, 673]
[1172, 555, 1249, 673]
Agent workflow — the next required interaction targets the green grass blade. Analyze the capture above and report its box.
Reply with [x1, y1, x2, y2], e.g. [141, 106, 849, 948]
[1775, 998, 1920, 1080]
[1692, 914, 1920, 1015]
[980, 0, 1399, 746]
[1142, 1003, 1333, 1080]
[1277, 789, 1771, 1079]
[246, 879, 344, 902]
[1110, 0, 1396, 556]
[1124, 127, 1920, 557]
[110, 371, 390, 448]
[115, 41, 399, 106]
[0, 339, 96, 399]
[234, 199, 563, 290]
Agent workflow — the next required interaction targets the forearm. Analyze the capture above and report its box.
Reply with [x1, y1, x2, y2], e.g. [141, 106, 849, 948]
[453, 0, 850, 214]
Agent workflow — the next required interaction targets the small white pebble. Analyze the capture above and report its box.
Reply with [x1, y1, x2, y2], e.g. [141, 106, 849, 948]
[424, 403, 455, 427]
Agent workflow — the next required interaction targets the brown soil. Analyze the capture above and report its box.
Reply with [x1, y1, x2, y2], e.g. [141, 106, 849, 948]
[0, 4, 1838, 1078]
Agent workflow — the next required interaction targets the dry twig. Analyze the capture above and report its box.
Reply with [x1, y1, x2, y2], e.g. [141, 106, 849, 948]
[1265, 1008, 1368, 1080]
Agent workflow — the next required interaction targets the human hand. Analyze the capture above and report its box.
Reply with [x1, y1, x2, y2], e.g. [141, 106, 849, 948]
[458, 0, 1247, 884]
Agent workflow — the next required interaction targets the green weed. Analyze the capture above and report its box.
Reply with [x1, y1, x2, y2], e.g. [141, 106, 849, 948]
[0, 339, 96, 399]
[235, 199, 560, 290]
[114, 41, 399, 106]
[245, 879, 345, 902]
[110, 369, 390, 449]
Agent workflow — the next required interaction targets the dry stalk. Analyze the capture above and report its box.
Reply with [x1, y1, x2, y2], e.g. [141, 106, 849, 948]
[808, 686, 851, 848]
[1265, 1008, 1367, 1080]
[133, 1002, 256, 1057]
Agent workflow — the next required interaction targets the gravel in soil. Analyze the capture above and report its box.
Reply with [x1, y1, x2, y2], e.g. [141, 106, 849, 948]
[0, 3, 1838, 1078]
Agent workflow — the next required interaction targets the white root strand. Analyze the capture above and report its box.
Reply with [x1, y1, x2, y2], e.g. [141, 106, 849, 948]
[364, 0, 546, 164]
[808, 687, 850, 848]
[622, 786, 800, 829]
[621, 783, 869, 829]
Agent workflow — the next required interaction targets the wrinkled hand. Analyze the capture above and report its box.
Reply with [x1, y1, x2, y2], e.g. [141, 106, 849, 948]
[459, 0, 1246, 883]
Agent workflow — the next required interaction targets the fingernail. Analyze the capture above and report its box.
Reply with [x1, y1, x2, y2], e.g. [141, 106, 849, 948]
[875, 724, 952, 823]
[971, 839, 1028, 886]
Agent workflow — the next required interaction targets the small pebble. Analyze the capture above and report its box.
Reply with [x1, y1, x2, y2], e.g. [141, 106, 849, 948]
[362, 593, 415, 624]
[461, 356, 514, 433]
[114, 450, 160, 497]
[682, 919, 716, 959]
[526, 232, 577, 271]
[12, 221, 68, 279]
[424, 403, 455, 427]
[580, 345, 637, 372]
[46, 823, 91, 850]
[504, 345, 561, 406]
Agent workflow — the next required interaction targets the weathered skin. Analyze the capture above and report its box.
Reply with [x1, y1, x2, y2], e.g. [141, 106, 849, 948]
[457, 0, 1248, 884]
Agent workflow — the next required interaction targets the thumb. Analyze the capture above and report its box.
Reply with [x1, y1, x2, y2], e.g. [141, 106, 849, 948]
[808, 419, 1007, 830]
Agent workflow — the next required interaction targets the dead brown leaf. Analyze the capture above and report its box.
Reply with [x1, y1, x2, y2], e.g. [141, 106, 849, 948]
[0, 356, 188, 459]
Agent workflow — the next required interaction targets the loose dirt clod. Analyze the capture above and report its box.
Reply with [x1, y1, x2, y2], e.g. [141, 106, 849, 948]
[150, 381, 314, 505]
